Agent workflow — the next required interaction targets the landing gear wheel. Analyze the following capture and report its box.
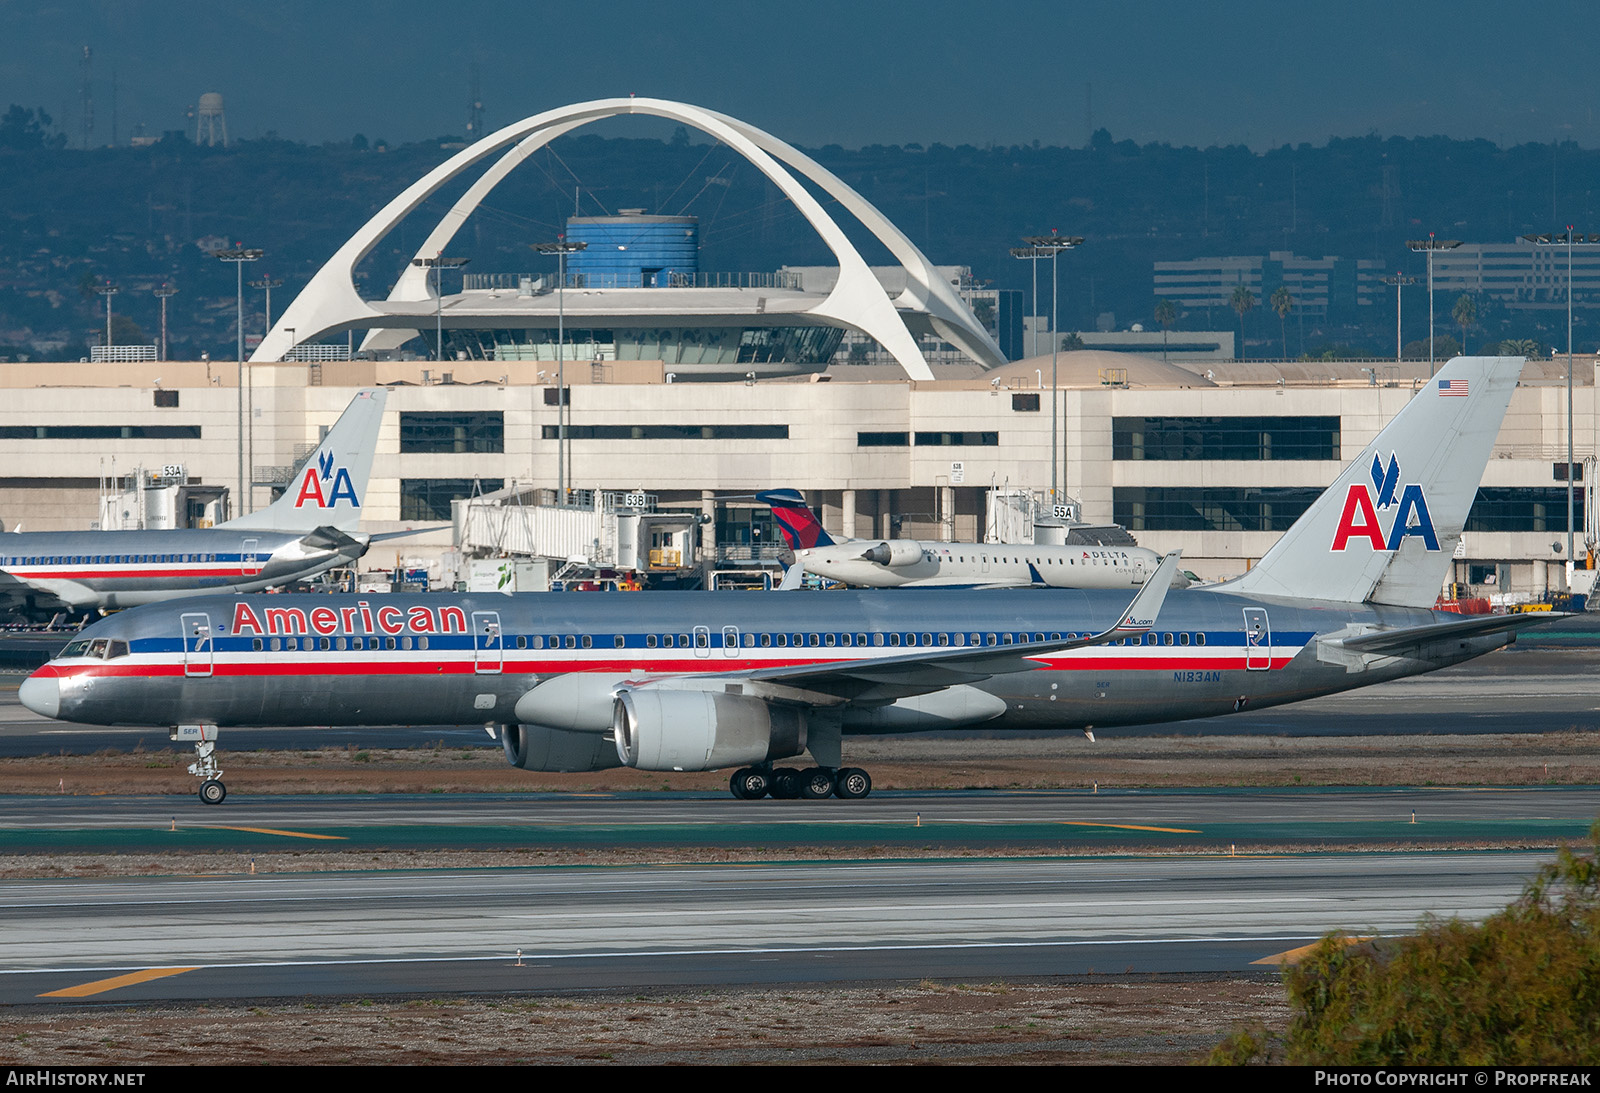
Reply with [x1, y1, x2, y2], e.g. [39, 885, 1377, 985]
[799, 767, 836, 799]
[769, 767, 802, 800]
[834, 767, 872, 800]
[730, 767, 771, 800]
[199, 779, 227, 805]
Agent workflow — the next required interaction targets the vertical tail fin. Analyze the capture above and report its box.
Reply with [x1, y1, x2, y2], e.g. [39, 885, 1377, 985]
[1223, 357, 1522, 607]
[756, 488, 838, 549]
[222, 388, 388, 533]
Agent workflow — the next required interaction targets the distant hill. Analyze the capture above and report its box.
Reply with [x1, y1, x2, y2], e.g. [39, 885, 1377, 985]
[0, 121, 1594, 361]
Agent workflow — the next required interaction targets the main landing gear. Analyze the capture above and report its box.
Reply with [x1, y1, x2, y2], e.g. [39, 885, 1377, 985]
[173, 724, 227, 804]
[728, 765, 872, 801]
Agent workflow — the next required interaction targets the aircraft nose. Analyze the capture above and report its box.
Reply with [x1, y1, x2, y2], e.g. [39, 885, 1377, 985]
[18, 673, 59, 719]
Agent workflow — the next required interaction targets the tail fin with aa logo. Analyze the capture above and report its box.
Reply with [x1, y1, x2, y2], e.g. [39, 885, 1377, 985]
[1222, 357, 1523, 608]
[221, 388, 388, 533]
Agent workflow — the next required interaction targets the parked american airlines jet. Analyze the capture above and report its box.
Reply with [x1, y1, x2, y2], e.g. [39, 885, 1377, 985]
[21, 358, 1561, 806]
[0, 389, 391, 620]
[758, 488, 1180, 589]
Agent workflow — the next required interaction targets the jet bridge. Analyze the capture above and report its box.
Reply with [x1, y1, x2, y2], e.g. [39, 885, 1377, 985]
[452, 485, 700, 583]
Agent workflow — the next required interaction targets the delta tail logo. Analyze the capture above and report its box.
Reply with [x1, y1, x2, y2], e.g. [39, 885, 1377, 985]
[292, 449, 360, 511]
[1331, 452, 1439, 552]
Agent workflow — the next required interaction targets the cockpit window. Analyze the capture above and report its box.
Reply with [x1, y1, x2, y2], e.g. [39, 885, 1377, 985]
[57, 637, 130, 660]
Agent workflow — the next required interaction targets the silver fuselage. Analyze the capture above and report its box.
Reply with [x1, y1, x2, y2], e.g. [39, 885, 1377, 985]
[23, 587, 1508, 734]
[0, 529, 363, 612]
[796, 542, 1158, 589]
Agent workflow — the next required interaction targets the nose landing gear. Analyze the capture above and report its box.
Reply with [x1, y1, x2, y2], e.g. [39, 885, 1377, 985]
[173, 724, 227, 804]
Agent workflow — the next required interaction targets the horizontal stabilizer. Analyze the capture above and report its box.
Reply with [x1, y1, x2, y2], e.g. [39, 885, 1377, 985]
[363, 525, 449, 544]
[1327, 611, 1571, 657]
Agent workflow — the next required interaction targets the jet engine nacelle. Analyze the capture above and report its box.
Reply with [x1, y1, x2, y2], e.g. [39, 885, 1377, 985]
[612, 688, 807, 772]
[502, 722, 622, 772]
[860, 540, 922, 567]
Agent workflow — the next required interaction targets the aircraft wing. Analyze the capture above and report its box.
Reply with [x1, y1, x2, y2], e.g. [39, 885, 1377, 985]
[648, 551, 1182, 704]
[0, 571, 63, 619]
[1322, 611, 1573, 658]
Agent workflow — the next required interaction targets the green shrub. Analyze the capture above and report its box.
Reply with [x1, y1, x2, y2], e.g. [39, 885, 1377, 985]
[1215, 828, 1600, 1065]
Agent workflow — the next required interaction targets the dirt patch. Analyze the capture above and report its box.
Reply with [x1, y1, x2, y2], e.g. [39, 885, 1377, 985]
[11, 730, 1600, 797]
[0, 977, 1286, 1065]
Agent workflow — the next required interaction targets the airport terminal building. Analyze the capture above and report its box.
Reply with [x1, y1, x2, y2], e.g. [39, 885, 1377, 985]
[0, 349, 1590, 600]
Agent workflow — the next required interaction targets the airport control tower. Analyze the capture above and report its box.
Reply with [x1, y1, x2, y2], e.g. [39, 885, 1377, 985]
[567, 211, 697, 288]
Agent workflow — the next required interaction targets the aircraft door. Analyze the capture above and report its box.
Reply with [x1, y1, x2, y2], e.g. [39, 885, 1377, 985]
[242, 538, 261, 576]
[722, 625, 740, 658]
[472, 611, 503, 675]
[181, 612, 214, 678]
[1243, 608, 1271, 671]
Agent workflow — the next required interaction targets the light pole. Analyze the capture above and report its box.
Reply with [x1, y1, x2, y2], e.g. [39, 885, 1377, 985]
[1020, 232, 1082, 503]
[1522, 229, 1600, 578]
[154, 283, 177, 362]
[1380, 273, 1416, 361]
[1406, 235, 1461, 375]
[214, 245, 262, 518]
[410, 255, 470, 362]
[531, 238, 587, 502]
[96, 281, 119, 354]
[246, 276, 282, 512]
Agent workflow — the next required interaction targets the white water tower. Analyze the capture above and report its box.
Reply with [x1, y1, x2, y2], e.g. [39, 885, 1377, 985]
[195, 92, 227, 147]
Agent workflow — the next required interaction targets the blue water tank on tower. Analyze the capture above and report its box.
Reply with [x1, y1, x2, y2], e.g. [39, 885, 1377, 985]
[566, 211, 698, 287]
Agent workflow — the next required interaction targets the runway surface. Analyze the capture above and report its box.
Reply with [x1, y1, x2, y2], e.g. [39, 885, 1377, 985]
[0, 785, 1593, 1004]
[0, 785, 1596, 852]
[0, 850, 1554, 1005]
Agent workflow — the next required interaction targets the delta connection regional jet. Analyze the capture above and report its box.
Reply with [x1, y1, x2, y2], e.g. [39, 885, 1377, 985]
[21, 358, 1564, 806]
[0, 389, 392, 620]
[756, 488, 1181, 590]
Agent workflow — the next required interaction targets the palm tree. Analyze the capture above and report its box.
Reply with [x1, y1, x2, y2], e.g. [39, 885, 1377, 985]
[1230, 284, 1256, 360]
[1154, 299, 1176, 361]
[1452, 294, 1477, 354]
[1270, 286, 1293, 359]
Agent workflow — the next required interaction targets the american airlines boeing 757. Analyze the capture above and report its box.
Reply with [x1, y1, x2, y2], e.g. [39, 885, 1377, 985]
[0, 389, 391, 619]
[20, 358, 1561, 805]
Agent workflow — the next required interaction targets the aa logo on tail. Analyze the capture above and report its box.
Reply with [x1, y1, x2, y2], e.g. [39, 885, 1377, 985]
[1331, 453, 1439, 552]
[292, 449, 360, 511]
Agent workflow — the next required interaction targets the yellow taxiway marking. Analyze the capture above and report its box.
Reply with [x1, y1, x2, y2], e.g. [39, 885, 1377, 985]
[1056, 821, 1202, 834]
[203, 826, 347, 841]
[1253, 936, 1373, 966]
[41, 967, 199, 998]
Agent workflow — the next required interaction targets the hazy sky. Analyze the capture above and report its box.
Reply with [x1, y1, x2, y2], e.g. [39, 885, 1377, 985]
[3, 0, 1597, 151]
